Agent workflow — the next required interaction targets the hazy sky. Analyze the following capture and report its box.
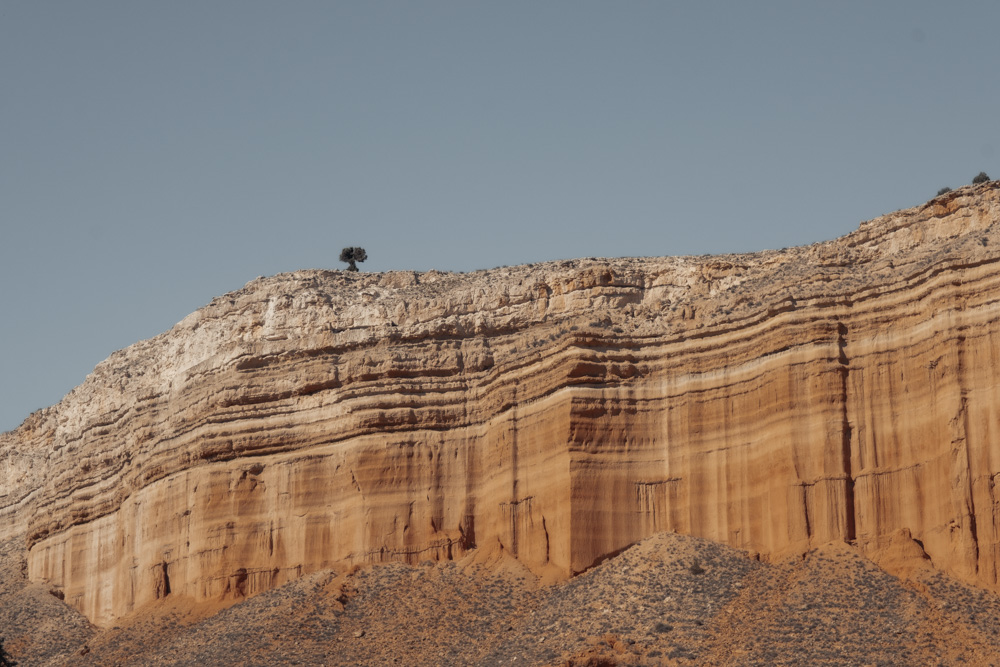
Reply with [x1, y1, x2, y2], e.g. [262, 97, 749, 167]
[2, 1, 998, 432]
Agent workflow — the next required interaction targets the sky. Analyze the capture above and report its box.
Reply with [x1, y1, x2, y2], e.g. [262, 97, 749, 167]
[2, 1, 999, 432]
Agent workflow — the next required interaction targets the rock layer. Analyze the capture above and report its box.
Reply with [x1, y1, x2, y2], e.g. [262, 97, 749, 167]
[3, 183, 1000, 625]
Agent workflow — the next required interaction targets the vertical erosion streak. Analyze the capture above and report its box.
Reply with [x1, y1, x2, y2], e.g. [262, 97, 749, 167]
[462, 444, 478, 551]
[838, 322, 857, 541]
[802, 484, 813, 540]
[459, 354, 478, 553]
[509, 384, 520, 556]
[955, 332, 980, 569]
[542, 515, 550, 563]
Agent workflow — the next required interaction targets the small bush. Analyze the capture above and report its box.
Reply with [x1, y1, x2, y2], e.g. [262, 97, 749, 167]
[0, 637, 17, 667]
[936, 187, 952, 196]
[972, 171, 990, 185]
[339, 246, 368, 272]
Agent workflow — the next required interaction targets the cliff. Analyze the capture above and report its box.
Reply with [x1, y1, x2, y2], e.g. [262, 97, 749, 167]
[3, 182, 1000, 626]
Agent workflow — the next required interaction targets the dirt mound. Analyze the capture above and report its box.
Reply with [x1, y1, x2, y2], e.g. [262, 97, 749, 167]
[0, 538, 94, 665]
[7, 531, 1000, 666]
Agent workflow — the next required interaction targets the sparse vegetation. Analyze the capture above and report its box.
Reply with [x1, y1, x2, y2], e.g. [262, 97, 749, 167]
[339, 247, 368, 272]
[936, 187, 952, 196]
[973, 171, 991, 185]
[7, 527, 999, 664]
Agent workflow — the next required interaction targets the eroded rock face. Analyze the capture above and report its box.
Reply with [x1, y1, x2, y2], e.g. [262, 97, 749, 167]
[3, 183, 1000, 625]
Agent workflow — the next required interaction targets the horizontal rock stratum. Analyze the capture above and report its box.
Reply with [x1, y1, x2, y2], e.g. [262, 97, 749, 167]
[3, 182, 1000, 626]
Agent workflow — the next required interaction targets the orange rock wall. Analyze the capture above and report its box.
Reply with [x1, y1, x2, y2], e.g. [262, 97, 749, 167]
[4, 183, 1000, 625]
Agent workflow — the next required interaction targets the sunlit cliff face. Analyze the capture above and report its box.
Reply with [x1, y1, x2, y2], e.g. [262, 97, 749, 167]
[3, 183, 1000, 626]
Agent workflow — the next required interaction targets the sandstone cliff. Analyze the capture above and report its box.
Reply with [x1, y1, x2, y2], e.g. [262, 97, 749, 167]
[3, 182, 1000, 626]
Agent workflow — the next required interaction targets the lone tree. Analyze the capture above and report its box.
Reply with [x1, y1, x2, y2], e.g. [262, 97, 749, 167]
[936, 186, 952, 196]
[973, 171, 991, 185]
[0, 637, 17, 667]
[339, 247, 367, 272]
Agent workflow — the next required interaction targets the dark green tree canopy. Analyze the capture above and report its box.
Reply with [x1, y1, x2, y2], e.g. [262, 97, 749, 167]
[936, 187, 952, 196]
[973, 171, 991, 185]
[339, 247, 367, 272]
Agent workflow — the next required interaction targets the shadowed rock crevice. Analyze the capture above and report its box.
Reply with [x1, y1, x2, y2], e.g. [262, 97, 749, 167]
[837, 321, 857, 542]
[153, 562, 170, 599]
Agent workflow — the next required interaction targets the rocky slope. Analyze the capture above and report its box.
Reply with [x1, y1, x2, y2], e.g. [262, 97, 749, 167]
[3, 182, 1000, 629]
[4, 531, 1000, 666]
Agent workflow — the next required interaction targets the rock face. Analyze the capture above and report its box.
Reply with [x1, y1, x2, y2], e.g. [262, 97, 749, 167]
[3, 183, 1000, 626]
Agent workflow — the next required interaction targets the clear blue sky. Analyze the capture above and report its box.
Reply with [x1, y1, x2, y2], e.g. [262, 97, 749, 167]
[2, 1, 998, 432]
